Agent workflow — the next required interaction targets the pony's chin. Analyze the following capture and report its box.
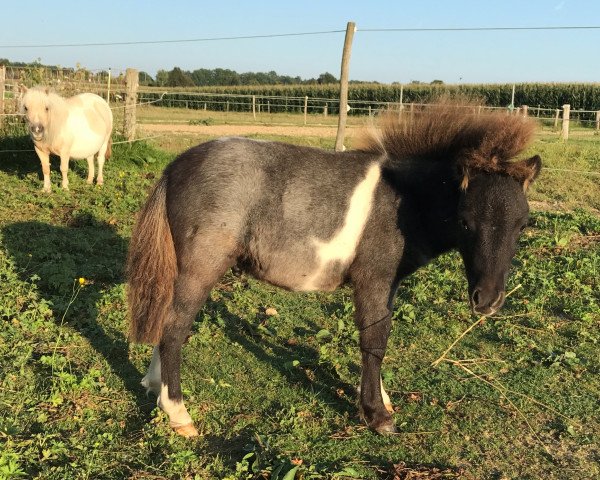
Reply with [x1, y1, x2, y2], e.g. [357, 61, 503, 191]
[31, 134, 44, 142]
[471, 305, 498, 317]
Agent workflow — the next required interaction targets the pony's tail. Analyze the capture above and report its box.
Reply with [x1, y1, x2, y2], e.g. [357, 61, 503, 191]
[105, 137, 112, 160]
[126, 175, 177, 344]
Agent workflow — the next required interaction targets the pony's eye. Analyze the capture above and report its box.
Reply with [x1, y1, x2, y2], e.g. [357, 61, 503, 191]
[460, 219, 470, 231]
[45, 107, 49, 112]
[24, 106, 28, 112]
[519, 223, 527, 232]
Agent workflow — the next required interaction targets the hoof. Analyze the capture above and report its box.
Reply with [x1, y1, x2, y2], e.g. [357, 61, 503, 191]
[173, 423, 199, 438]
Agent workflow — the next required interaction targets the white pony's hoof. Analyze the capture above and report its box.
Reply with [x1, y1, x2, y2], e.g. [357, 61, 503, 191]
[173, 423, 199, 438]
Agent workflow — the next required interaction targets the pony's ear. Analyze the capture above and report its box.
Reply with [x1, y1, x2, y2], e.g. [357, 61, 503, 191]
[520, 155, 542, 190]
[505, 154, 542, 190]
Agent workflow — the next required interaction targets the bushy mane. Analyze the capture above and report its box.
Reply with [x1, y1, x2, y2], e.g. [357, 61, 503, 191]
[355, 99, 538, 183]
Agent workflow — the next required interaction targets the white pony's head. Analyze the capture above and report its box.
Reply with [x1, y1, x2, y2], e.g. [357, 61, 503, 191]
[19, 86, 54, 142]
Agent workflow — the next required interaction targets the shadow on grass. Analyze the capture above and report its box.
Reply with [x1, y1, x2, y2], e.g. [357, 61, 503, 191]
[0, 134, 40, 179]
[1, 216, 155, 428]
[2, 217, 361, 443]
[203, 293, 358, 418]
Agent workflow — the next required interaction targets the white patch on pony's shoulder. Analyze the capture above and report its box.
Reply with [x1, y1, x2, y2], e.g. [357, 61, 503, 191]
[158, 383, 193, 428]
[302, 163, 381, 290]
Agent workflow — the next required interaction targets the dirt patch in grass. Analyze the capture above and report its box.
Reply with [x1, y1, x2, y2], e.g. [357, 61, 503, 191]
[141, 122, 358, 139]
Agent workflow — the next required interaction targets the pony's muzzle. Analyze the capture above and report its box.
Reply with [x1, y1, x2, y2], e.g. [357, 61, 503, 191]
[30, 123, 44, 139]
[471, 288, 505, 316]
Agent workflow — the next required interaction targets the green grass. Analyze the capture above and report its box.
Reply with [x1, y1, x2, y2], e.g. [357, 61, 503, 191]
[0, 129, 598, 479]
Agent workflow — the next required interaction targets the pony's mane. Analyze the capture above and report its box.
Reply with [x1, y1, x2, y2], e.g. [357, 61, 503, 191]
[355, 99, 538, 183]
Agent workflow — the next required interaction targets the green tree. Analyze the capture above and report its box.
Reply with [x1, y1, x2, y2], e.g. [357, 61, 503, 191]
[317, 72, 338, 84]
[167, 67, 195, 87]
[155, 69, 169, 87]
[138, 71, 154, 86]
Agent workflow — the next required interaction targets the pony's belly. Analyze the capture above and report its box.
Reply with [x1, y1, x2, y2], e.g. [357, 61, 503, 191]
[65, 109, 109, 158]
[68, 133, 105, 159]
[247, 253, 348, 293]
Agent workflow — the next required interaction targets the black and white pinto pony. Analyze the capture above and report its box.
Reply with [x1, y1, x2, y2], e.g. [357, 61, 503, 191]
[127, 102, 542, 437]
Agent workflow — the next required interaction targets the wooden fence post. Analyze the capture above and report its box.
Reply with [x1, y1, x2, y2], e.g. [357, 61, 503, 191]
[335, 21, 356, 152]
[304, 95, 308, 125]
[596, 111, 600, 131]
[0, 65, 5, 129]
[324, 103, 328, 117]
[554, 109, 560, 129]
[561, 104, 570, 141]
[252, 95, 256, 120]
[521, 105, 528, 117]
[124, 68, 138, 141]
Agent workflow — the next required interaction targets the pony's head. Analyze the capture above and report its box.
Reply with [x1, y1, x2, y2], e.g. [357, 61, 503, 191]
[456, 155, 541, 315]
[19, 86, 54, 142]
[356, 99, 542, 316]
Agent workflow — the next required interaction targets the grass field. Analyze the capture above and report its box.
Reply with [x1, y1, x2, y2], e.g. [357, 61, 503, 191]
[0, 121, 598, 479]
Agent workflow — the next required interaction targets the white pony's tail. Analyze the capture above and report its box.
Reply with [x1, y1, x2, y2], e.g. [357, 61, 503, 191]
[105, 137, 112, 159]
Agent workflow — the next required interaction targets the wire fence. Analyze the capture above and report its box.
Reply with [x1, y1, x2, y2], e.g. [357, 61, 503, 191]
[2, 65, 600, 139]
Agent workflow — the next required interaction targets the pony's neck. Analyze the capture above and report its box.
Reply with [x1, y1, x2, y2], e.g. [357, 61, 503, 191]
[384, 158, 461, 272]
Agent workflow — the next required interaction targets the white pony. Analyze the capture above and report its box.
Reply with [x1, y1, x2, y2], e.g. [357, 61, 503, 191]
[20, 86, 113, 192]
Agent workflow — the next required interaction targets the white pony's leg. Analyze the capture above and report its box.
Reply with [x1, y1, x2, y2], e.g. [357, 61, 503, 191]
[59, 154, 70, 190]
[34, 146, 51, 192]
[86, 155, 95, 184]
[96, 139, 109, 186]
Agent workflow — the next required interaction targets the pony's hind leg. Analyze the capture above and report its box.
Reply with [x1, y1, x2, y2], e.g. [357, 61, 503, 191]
[86, 155, 95, 184]
[154, 234, 238, 437]
[96, 139, 109, 185]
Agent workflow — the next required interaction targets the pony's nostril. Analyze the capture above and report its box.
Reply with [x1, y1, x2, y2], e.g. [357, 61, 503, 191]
[491, 291, 506, 309]
[471, 288, 481, 306]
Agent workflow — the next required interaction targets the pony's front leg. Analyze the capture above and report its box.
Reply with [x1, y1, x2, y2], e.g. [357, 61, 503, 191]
[354, 279, 396, 434]
[34, 146, 51, 192]
[86, 155, 95, 184]
[59, 154, 70, 190]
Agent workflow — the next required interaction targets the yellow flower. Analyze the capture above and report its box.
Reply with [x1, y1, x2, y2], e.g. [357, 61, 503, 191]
[78, 277, 86, 286]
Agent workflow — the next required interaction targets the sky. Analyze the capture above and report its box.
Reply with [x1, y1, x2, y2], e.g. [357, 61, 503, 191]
[1, 0, 599, 84]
